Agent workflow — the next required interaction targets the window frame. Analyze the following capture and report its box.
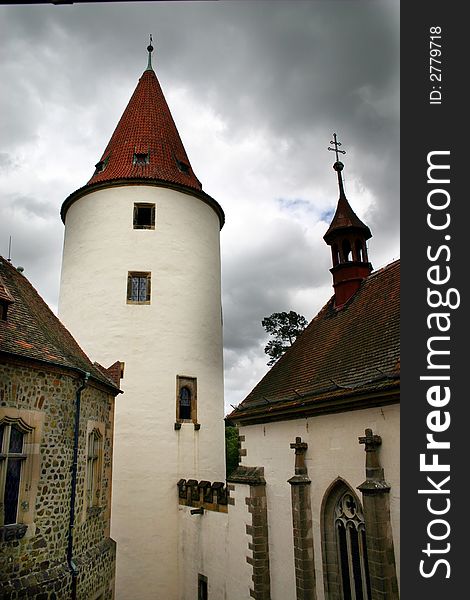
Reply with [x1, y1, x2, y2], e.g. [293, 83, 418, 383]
[86, 427, 103, 510]
[133, 203, 156, 230]
[176, 376, 197, 424]
[127, 271, 152, 305]
[321, 478, 371, 600]
[0, 409, 43, 540]
[0, 421, 28, 526]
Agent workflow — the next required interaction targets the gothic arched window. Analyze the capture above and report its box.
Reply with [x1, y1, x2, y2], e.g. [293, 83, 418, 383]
[321, 479, 371, 600]
[176, 376, 198, 425]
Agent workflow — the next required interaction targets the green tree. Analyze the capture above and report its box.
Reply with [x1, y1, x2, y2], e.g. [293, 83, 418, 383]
[262, 310, 308, 366]
[225, 423, 239, 478]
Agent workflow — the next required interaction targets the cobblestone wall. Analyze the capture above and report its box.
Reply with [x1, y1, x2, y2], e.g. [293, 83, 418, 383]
[0, 361, 116, 599]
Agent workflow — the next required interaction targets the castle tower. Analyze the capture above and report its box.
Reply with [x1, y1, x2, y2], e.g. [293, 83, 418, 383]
[324, 133, 372, 307]
[58, 42, 226, 599]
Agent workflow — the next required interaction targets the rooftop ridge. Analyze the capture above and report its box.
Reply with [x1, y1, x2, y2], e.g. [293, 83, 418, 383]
[0, 257, 119, 390]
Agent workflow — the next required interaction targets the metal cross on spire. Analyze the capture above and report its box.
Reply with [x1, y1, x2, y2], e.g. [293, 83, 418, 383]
[146, 34, 154, 71]
[328, 132, 346, 164]
[328, 133, 347, 198]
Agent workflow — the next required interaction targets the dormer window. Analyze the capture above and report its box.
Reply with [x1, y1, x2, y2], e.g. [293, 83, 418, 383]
[0, 276, 14, 321]
[133, 152, 150, 166]
[1, 301, 9, 321]
[94, 155, 109, 174]
[176, 159, 190, 174]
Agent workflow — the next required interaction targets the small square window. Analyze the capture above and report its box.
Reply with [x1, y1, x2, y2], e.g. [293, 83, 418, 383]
[127, 272, 151, 304]
[133, 203, 156, 230]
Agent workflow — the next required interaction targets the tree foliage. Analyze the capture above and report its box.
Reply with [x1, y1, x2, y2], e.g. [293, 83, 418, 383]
[225, 424, 239, 478]
[262, 310, 308, 366]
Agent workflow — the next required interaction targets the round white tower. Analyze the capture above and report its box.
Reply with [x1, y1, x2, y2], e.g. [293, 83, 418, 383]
[58, 44, 226, 600]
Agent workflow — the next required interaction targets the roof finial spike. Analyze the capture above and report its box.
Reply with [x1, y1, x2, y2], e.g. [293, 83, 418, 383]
[328, 132, 347, 199]
[146, 34, 154, 71]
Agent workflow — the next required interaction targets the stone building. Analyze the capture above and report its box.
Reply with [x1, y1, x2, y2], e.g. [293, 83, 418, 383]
[0, 257, 121, 599]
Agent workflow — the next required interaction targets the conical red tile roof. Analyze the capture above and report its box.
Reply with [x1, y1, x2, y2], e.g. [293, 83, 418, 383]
[61, 64, 224, 228]
[88, 68, 201, 190]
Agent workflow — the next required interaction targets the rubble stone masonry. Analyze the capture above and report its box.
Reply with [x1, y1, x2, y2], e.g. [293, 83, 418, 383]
[0, 360, 116, 599]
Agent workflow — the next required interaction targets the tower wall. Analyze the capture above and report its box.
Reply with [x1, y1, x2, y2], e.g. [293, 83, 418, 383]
[59, 184, 226, 599]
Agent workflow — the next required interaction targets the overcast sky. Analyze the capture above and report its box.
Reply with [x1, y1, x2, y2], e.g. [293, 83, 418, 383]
[0, 1, 399, 412]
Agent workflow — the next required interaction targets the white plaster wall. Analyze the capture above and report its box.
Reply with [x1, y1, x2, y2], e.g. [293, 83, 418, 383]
[225, 484, 254, 599]
[59, 185, 226, 600]
[176, 485, 254, 600]
[238, 405, 400, 600]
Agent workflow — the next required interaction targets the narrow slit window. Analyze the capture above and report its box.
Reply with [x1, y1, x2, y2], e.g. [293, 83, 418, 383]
[133, 203, 156, 230]
[127, 272, 151, 304]
[198, 574, 208, 600]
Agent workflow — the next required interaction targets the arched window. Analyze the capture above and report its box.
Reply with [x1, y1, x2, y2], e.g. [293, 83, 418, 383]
[179, 387, 192, 420]
[332, 243, 340, 266]
[342, 239, 352, 262]
[321, 479, 371, 600]
[355, 239, 363, 262]
[176, 376, 198, 426]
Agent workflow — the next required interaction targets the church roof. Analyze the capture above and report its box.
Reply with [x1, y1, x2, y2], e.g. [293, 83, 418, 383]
[0, 257, 120, 392]
[229, 259, 400, 424]
[323, 194, 372, 243]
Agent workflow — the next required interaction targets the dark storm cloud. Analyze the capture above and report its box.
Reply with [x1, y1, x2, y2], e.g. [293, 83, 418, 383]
[0, 1, 399, 410]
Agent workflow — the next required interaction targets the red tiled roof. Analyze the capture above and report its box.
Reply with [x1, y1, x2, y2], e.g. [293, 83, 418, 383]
[87, 68, 201, 191]
[229, 260, 400, 422]
[0, 257, 120, 392]
[324, 195, 372, 242]
[61, 66, 225, 228]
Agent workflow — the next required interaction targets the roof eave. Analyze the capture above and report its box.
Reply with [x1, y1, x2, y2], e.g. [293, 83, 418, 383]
[61, 178, 225, 230]
[0, 350, 122, 396]
[229, 382, 400, 426]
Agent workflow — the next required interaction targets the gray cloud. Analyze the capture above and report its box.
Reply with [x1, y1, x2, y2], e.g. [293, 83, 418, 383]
[0, 1, 399, 412]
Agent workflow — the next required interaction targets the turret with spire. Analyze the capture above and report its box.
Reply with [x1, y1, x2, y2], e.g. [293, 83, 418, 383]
[324, 134, 372, 307]
[58, 39, 226, 599]
[61, 36, 224, 226]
